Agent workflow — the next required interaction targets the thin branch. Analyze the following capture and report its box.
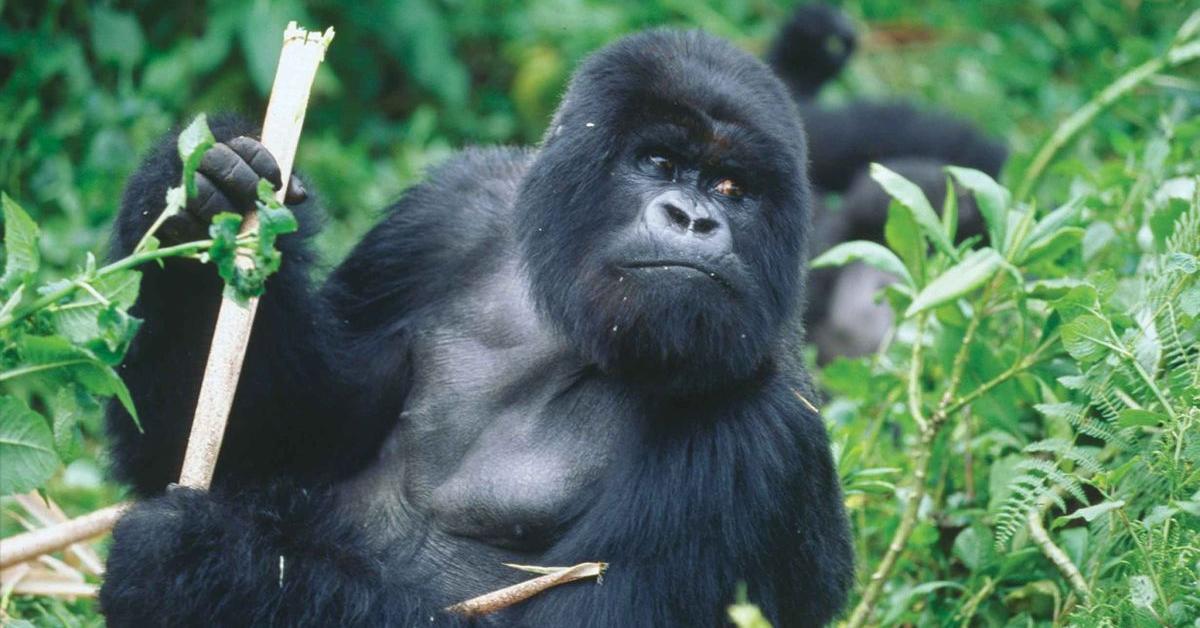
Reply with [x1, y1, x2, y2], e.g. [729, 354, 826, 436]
[1015, 13, 1200, 200]
[1027, 501, 1090, 602]
[846, 277, 996, 628]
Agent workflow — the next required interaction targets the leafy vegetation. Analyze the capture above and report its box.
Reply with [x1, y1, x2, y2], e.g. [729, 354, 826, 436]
[2, 0, 1199, 625]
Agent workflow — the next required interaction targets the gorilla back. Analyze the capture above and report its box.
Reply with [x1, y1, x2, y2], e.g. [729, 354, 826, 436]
[101, 29, 853, 627]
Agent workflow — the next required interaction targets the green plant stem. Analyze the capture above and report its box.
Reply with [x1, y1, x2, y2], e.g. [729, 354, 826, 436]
[1028, 497, 1090, 602]
[907, 313, 930, 432]
[1015, 20, 1200, 200]
[846, 280, 995, 628]
[1117, 509, 1170, 617]
[0, 238, 219, 330]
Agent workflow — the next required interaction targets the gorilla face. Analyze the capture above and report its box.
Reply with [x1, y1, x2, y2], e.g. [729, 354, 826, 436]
[517, 30, 811, 392]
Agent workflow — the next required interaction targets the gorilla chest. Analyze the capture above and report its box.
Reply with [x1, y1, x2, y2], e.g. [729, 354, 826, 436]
[376, 292, 633, 550]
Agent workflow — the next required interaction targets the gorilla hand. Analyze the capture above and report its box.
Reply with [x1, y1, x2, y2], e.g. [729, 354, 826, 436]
[156, 136, 308, 245]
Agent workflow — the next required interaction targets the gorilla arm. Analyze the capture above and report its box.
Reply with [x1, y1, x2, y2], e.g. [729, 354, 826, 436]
[106, 115, 386, 495]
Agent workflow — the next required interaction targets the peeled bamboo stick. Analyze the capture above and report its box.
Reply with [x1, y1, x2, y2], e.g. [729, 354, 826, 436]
[179, 22, 334, 488]
[0, 503, 130, 571]
[446, 562, 607, 617]
[0, 22, 334, 573]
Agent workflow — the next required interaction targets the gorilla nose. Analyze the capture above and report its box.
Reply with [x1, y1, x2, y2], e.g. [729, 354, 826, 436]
[646, 191, 732, 256]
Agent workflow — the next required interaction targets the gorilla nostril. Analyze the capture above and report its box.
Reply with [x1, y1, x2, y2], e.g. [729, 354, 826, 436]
[664, 204, 691, 230]
[692, 218, 719, 234]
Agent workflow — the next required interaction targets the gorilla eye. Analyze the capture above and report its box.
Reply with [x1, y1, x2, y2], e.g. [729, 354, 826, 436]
[647, 154, 676, 177]
[714, 178, 744, 198]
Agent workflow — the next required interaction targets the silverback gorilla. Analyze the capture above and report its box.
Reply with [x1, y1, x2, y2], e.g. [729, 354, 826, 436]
[99, 30, 853, 626]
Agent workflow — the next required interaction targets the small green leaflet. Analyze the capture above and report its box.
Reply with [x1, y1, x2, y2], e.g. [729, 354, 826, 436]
[178, 113, 216, 198]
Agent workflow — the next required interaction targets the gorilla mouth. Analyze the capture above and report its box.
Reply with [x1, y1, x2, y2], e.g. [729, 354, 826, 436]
[620, 260, 734, 293]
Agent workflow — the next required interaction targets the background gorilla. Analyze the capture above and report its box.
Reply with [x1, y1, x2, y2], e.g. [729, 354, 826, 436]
[100, 29, 853, 626]
[769, 4, 1008, 362]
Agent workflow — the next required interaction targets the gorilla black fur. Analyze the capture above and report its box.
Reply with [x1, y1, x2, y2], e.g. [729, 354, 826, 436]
[101, 30, 853, 627]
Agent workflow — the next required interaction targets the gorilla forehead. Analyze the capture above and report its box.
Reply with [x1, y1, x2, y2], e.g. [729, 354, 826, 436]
[548, 29, 807, 171]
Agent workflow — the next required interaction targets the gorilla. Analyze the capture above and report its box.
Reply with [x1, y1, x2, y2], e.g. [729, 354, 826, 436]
[768, 4, 1007, 362]
[100, 30, 853, 627]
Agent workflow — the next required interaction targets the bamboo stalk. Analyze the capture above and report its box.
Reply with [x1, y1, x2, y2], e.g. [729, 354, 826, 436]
[0, 503, 130, 570]
[0, 22, 334, 574]
[178, 22, 334, 488]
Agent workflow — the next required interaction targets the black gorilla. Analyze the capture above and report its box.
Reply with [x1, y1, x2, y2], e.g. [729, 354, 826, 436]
[769, 4, 1007, 362]
[100, 30, 853, 627]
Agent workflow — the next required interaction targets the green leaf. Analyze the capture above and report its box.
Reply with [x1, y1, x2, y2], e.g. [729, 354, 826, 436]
[1117, 409, 1165, 428]
[871, 163, 957, 259]
[49, 270, 141, 346]
[811, 241, 914, 287]
[178, 114, 217, 198]
[1060, 314, 1111, 363]
[1053, 500, 1125, 528]
[1021, 227, 1083, 266]
[90, 7, 145, 69]
[0, 395, 60, 495]
[1021, 196, 1084, 258]
[1022, 199, 1089, 262]
[941, 176, 959, 242]
[4, 336, 140, 429]
[885, 201, 924, 284]
[1, 193, 40, 292]
[946, 166, 1010, 250]
[905, 248, 1003, 317]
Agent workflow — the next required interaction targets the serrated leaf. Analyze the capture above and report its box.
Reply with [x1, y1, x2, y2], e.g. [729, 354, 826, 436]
[49, 270, 141, 345]
[0, 395, 60, 495]
[811, 241, 914, 287]
[871, 163, 957, 259]
[178, 114, 216, 198]
[2, 193, 40, 292]
[4, 336, 139, 429]
[904, 248, 1003, 317]
[946, 166, 1010, 250]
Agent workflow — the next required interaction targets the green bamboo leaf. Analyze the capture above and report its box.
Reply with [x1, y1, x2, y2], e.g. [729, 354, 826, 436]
[904, 248, 1003, 317]
[871, 163, 957, 259]
[1, 193, 40, 292]
[0, 395, 60, 495]
[811, 241, 914, 287]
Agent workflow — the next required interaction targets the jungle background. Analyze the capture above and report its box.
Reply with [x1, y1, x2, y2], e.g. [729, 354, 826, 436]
[1, 0, 1199, 626]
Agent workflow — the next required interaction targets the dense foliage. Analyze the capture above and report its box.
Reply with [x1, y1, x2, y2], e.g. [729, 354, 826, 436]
[1, 0, 1198, 625]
